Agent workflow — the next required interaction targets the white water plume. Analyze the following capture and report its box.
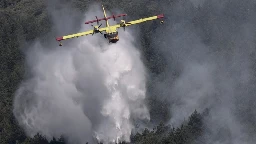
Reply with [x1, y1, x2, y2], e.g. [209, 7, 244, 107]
[13, 4, 149, 144]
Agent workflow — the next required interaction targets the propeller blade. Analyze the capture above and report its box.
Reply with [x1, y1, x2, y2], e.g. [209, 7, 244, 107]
[95, 16, 99, 25]
[99, 23, 102, 28]
[99, 31, 103, 34]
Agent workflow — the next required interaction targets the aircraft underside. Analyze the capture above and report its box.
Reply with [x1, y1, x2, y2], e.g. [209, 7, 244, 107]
[104, 34, 119, 43]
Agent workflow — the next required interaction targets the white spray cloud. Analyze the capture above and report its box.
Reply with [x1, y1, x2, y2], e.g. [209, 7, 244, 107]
[151, 0, 256, 143]
[13, 3, 149, 144]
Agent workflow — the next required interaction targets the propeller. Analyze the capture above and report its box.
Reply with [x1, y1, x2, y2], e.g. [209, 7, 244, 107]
[119, 20, 131, 31]
[119, 15, 131, 31]
[91, 23, 103, 35]
[95, 16, 99, 25]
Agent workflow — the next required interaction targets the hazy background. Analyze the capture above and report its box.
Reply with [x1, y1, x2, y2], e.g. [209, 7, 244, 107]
[13, 3, 149, 144]
[11, 0, 256, 144]
[149, 0, 256, 143]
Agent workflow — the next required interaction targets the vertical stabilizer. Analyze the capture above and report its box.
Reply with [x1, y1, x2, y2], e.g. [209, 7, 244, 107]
[102, 5, 110, 28]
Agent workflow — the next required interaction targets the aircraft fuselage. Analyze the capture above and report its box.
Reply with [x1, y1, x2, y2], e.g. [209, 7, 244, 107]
[104, 32, 119, 43]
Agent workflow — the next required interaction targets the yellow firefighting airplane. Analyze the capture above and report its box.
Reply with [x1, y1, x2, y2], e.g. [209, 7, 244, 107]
[56, 5, 164, 46]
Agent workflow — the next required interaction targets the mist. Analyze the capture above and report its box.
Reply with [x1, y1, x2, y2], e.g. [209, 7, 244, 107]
[149, 0, 256, 143]
[11, 0, 256, 143]
[13, 3, 149, 144]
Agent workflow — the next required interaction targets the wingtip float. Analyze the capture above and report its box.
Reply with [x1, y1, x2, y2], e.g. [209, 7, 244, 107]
[56, 37, 63, 46]
[55, 5, 164, 46]
[157, 14, 164, 24]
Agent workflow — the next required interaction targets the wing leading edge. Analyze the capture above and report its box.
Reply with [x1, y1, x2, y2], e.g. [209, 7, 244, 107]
[55, 14, 164, 43]
[56, 30, 94, 41]
[109, 14, 164, 29]
[56, 26, 109, 42]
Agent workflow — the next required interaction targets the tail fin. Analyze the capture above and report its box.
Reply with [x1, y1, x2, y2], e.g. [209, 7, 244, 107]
[102, 5, 110, 27]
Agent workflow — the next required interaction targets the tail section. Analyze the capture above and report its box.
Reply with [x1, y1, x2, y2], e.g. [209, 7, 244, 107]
[102, 5, 110, 28]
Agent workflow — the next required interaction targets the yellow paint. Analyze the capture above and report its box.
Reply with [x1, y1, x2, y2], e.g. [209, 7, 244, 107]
[62, 30, 94, 40]
[58, 5, 162, 42]
[110, 15, 159, 29]
[102, 5, 110, 28]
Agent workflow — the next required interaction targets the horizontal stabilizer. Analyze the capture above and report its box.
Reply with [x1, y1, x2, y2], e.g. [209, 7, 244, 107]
[85, 14, 127, 24]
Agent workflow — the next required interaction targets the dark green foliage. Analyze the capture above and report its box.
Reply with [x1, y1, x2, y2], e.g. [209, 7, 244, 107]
[0, 0, 205, 144]
[0, 0, 22, 8]
[0, 1, 51, 144]
[19, 133, 66, 144]
[130, 110, 204, 144]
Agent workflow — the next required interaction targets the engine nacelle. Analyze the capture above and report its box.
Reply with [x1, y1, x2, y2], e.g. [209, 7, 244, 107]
[120, 20, 126, 27]
[94, 26, 99, 30]
[93, 25, 100, 33]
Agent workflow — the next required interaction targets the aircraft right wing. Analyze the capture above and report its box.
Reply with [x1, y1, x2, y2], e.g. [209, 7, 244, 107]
[109, 14, 164, 29]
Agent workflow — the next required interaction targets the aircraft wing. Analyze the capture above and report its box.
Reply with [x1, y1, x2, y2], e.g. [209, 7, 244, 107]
[110, 14, 164, 29]
[98, 27, 109, 32]
[56, 26, 111, 42]
[56, 30, 94, 41]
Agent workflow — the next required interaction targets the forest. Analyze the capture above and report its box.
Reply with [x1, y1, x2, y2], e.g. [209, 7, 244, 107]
[1, 0, 256, 144]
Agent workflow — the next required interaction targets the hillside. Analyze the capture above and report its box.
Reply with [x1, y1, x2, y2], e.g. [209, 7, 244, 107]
[1, 0, 256, 144]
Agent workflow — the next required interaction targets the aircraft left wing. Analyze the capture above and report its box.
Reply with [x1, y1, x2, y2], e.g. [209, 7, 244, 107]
[110, 14, 164, 29]
[56, 30, 94, 42]
[56, 26, 110, 42]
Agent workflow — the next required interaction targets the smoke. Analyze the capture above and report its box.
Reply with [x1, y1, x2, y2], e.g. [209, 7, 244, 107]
[190, 0, 206, 7]
[13, 3, 149, 144]
[150, 0, 256, 143]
